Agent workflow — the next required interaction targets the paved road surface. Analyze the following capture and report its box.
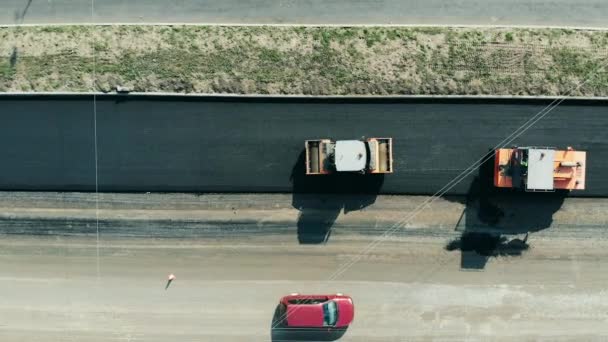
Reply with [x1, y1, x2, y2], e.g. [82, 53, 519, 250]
[2, 0, 608, 27]
[1, 96, 607, 196]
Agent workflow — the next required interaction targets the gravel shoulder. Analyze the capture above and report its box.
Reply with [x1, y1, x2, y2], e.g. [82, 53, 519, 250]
[1, 192, 607, 240]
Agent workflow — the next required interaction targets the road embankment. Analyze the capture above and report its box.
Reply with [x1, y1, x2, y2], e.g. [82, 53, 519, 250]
[1, 25, 607, 96]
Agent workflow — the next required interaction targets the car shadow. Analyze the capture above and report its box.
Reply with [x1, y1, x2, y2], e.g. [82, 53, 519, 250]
[290, 149, 384, 244]
[270, 304, 348, 342]
[444, 150, 567, 270]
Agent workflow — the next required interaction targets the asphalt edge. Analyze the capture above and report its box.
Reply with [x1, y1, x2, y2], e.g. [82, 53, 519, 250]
[1, 92, 608, 101]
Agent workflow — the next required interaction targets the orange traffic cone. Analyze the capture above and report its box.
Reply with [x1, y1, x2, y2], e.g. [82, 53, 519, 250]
[165, 273, 176, 290]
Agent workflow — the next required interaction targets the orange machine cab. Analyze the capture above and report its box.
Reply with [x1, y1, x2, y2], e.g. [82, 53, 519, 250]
[494, 147, 586, 191]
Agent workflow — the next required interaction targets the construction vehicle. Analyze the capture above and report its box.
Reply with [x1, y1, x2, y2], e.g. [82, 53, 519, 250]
[494, 146, 586, 191]
[305, 138, 393, 175]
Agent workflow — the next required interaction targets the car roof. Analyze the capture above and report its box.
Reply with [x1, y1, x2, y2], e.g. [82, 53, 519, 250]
[285, 302, 325, 327]
[281, 294, 353, 328]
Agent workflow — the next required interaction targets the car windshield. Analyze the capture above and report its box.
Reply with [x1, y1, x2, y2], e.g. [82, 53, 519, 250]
[322, 301, 338, 326]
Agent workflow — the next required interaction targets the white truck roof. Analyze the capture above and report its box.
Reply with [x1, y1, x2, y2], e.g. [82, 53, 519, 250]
[527, 148, 555, 190]
[335, 140, 366, 172]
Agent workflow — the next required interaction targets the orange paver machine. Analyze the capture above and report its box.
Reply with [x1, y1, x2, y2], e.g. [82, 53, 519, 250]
[494, 146, 586, 191]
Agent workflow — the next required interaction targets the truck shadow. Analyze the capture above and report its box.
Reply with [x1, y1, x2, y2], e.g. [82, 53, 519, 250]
[445, 232, 531, 269]
[270, 304, 347, 342]
[290, 149, 384, 244]
[444, 150, 567, 270]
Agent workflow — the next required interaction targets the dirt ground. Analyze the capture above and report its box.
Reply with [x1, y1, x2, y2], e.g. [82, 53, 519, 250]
[1, 26, 607, 96]
[0, 192, 607, 341]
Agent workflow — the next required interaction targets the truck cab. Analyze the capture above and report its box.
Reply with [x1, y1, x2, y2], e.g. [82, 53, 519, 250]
[494, 146, 586, 191]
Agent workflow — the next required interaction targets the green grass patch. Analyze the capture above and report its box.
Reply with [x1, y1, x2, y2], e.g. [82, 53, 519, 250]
[0, 25, 607, 96]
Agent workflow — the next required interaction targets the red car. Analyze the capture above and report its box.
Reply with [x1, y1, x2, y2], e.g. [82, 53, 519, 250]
[277, 293, 354, 329]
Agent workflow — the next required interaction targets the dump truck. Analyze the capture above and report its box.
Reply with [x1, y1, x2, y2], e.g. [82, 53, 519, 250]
[305, 138, 393, 175]
[494, 146, 586, 191]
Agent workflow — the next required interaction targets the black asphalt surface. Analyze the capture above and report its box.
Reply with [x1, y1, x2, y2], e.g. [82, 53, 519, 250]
[0, 96, 607, 196]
